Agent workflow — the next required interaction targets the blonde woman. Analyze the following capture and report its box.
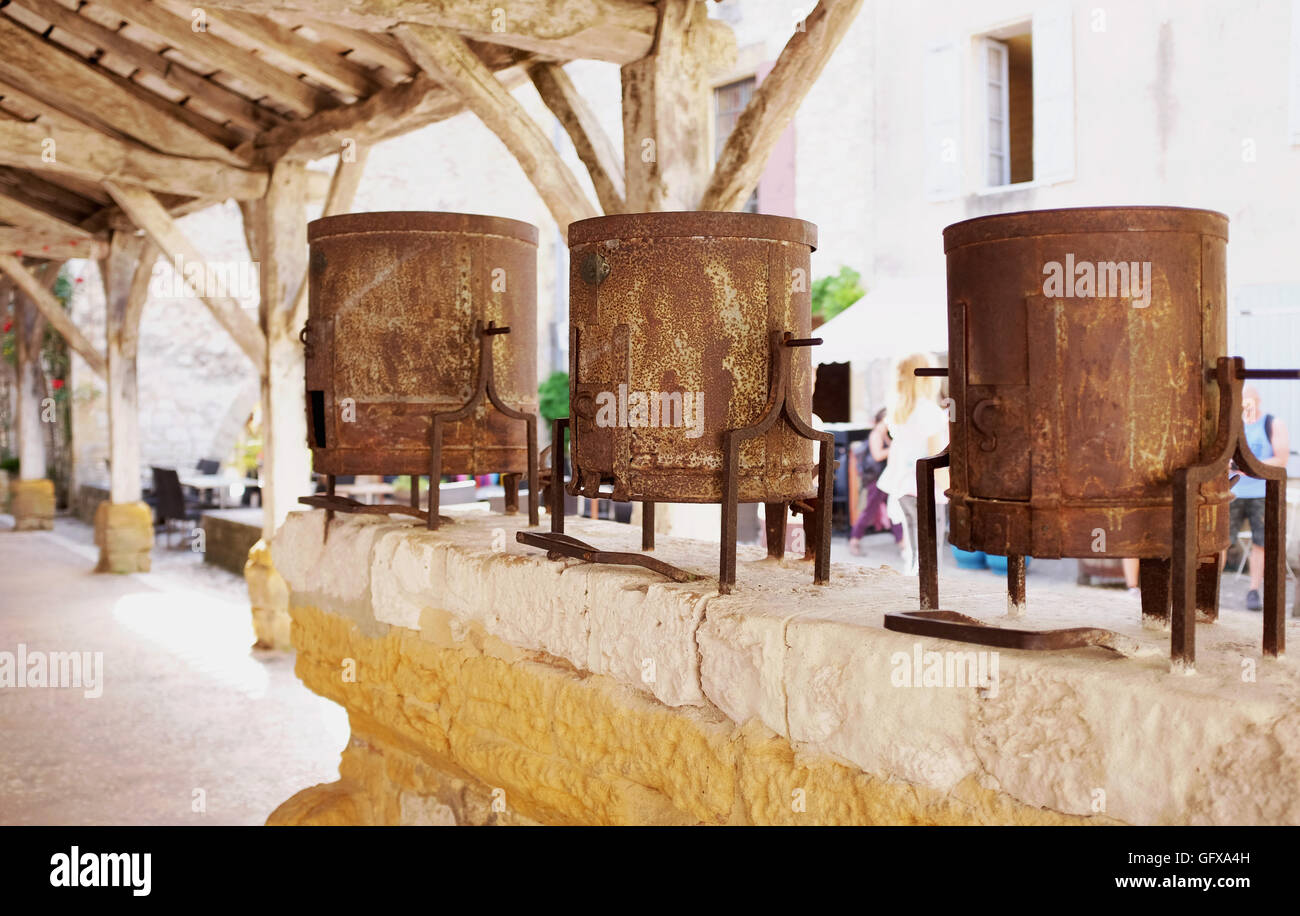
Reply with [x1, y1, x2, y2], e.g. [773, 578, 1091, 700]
[875, 353, 950, 575]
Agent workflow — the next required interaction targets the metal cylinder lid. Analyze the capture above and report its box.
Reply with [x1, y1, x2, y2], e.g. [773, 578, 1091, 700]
[943, 205, 1228, 253]
[309, 210, 539, 246]
[570, 211, 818, 251]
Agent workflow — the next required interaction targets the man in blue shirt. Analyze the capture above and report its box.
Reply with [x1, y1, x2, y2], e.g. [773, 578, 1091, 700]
[1228, 386, 1290, 611]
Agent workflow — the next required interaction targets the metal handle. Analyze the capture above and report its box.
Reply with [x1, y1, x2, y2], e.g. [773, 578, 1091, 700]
[972, 398, 1000, 452]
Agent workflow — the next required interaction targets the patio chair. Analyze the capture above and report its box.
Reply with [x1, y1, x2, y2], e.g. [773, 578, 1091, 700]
[151, 466, 202, 549]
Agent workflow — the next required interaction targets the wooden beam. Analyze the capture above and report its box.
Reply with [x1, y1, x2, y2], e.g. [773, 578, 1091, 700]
[90, 0, 335, 117]
[245, 57, 529, 163]
[104, 180, 265, 366]
[0, 120, 269, 200]
[530, 62, 625, 214]
[289, 148, 368, 331]
[699, 0, 863, 211]
[0, 191, 96, 239]
[621, 0, 719, 211]
[150, 0, 381, 99]
[397, 24, 598, 228]
[199, 0, 664, 64]
[0, 12, 247, 165]
[288, 18, 417, 77]
[13, 0, 283, 134]
[0, 252, 106, 376]
[0, 228, 108, 260]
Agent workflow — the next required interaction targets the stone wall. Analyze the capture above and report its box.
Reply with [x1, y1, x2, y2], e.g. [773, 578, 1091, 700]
[267, 509, 1300, 826]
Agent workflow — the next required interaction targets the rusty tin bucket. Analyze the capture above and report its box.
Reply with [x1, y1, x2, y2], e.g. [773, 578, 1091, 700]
[566, 211, 820, 503]
[942, 206, 1231, 560]
[304, 211, 539, 478]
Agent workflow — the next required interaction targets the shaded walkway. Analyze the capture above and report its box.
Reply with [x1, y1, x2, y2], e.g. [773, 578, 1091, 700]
[0, 518, 346, 825]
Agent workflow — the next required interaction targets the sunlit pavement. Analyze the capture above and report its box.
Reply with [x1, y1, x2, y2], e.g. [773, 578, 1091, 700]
[0, 515, 348, 826]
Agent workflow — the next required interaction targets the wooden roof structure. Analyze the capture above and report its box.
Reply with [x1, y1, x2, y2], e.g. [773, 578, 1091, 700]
[0, 0, 863, 548]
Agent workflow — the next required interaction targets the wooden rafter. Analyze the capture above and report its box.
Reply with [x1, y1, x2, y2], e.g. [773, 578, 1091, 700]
[150, 0, 382, 100]
[89, 0, 336, 118]
[0, 252, 106, 376]
[0, 227, 108, 260]
[13, 0, 284, 135]
[201, 0, 668, 64]
[104, 180, 266, 366]
[0, 120, 269, 200]
[530, 62, 625, 214]
[283, 17, 418, 79]
[0, 12, 248, 165]
[699, 0, 864, 211]
[0, 191, 97, 239]
[247, 59, 525, 162]
[397, 23, 598, 228]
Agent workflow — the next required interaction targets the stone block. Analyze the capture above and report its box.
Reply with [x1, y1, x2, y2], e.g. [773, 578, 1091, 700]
[93, 501, 154, 573]
[11, 478, 55, 531]
[246, 538, 290, 650]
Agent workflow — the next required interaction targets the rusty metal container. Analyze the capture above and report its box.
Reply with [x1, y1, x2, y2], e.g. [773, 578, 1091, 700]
[305, 211, 538, 477]
[942, 206, 1231, 559]
[567, 212, 819, 503]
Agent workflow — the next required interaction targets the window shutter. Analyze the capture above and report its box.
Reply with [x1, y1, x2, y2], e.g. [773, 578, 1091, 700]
[1032, 3, 1076, 183]
[1290, 0, 1300, 144]
[924, 36, 962, 201]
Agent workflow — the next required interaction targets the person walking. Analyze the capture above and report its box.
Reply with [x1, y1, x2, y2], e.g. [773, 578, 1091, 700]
[1225, 386, 1290, 611]
[875, 353, 950, 576]
[848, 408, 901, 555]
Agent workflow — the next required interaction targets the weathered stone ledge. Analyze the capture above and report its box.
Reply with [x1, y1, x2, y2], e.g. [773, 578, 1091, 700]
[270, 508, 1300, 826]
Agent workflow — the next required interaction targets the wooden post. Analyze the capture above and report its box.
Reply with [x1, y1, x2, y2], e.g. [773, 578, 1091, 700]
[620, 0, 720, 211]
[94, 233, 157, 571]
[250, 160, 312, 540]
[10, 283, 54, 529]
[13, 289, 47, 482]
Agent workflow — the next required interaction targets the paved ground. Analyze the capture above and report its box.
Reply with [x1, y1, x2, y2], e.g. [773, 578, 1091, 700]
[0, 514, 347, 826]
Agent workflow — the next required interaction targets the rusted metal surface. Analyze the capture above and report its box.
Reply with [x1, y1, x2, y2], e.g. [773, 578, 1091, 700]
[305, 211, 539, 477]
[909, 205, 1298, 667]
[516, 530, 702, 582]
[883, 610, 1137, 654]
[426, 319, 538, 529]
[943, 206, 1232, 560]
[519, 213, 833, 592]
[566, 211, 820, 504]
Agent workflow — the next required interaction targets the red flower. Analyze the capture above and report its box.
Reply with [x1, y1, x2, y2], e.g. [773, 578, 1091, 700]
[2, 319, 11, 333]
[52, 379, 65, 390]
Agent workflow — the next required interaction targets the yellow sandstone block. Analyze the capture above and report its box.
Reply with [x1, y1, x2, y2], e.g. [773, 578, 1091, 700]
[10, 478, 55, 531]
[93, 501, 153, 574]
[276, 603, 1112, 826]
[245, 539, 291, 650]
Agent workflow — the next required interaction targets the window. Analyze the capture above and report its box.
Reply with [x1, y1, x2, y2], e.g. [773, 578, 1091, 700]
[923, 3, 1074, 200]
[714, 77, 760, 213]
[980, 29, 1033, 186]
